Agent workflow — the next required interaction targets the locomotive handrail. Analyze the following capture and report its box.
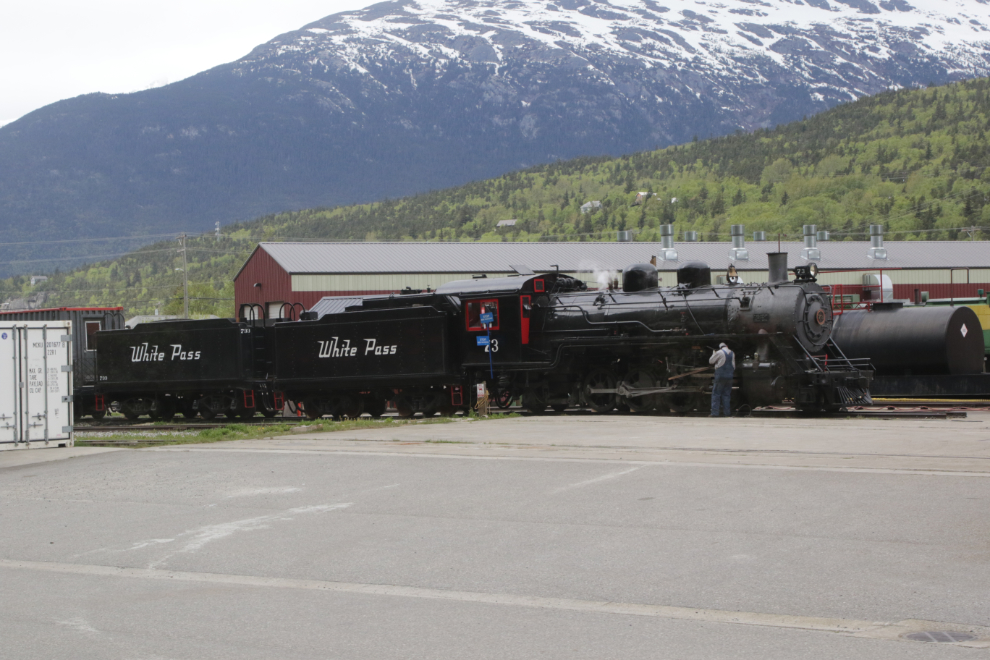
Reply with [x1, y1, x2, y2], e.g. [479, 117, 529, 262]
[548, 302, 712, 336]
[239, 303, 265, 322]
[277, 302, 306, 321]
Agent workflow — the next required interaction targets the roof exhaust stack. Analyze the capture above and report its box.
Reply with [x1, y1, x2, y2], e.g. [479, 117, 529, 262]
[868, 224, 887, 259]
[801, 224, 821, 261]
[683, 230, 698, 242]
[658, 224, 678, 261]
[768, 252, 789, 285]
[753, 230, 767, 241]
[817, 230, 829, 241]
[729, 224, 749, 261]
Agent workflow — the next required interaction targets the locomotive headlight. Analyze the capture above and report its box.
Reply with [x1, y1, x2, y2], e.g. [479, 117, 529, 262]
[808, 263, 819, 279]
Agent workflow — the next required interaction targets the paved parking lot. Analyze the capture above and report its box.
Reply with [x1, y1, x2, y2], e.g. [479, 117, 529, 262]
[2, 413, 989, 658]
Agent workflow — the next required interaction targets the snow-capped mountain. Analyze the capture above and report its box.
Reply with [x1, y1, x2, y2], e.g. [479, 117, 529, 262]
[244, 0, 990, 143]
[0, 0, 987, 273]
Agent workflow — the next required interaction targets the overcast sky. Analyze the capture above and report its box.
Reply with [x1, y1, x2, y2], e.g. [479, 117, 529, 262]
[0, 0, 371, 127]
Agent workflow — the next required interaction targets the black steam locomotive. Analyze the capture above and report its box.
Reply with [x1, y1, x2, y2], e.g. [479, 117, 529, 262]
[94, 255, 873, 419]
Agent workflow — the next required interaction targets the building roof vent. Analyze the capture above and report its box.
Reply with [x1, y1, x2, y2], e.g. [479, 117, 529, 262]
[658, 224, 678, 261]
[753, 231, 767, 241]
[683, 230, 698, 242]
[729, 224, 749, 261]
[802, 224, 821, 261]
[868, 224, 887, 260]
[817, 230, 830, 241]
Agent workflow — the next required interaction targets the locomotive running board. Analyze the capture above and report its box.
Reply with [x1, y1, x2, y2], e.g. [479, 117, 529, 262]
[588, 384, 703, 397]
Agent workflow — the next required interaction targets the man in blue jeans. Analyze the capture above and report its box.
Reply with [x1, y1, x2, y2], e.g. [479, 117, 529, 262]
[709, 342, 735, 417]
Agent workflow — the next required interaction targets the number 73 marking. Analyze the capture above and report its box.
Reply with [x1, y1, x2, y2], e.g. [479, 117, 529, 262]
[484, 339, 499, 353]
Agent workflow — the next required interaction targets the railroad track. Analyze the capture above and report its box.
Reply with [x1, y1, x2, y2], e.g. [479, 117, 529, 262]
[75, 403, 977, 434]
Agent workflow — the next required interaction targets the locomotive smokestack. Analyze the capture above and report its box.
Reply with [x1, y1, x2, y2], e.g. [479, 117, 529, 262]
[767, 252, 789, 284]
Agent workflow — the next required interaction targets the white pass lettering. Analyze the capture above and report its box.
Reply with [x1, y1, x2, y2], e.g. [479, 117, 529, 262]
[130, 343, 201, 362]
[318, 337, 396, 358]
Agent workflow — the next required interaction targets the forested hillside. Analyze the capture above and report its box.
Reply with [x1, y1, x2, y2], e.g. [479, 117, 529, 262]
[6, 77, 990, 318]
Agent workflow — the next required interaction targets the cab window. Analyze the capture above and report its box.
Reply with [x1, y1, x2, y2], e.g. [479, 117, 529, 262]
[85, 321, 101, 351]
[465, 299, 500, 331]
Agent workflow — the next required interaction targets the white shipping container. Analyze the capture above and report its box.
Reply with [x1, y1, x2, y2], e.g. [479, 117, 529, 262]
[0, 322, 73, 450]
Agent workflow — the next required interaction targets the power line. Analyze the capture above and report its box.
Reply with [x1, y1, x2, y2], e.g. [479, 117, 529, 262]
[2, 248, 179, 265]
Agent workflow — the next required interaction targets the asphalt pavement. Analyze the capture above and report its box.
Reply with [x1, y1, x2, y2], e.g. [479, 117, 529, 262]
[2, 413, 989, 658]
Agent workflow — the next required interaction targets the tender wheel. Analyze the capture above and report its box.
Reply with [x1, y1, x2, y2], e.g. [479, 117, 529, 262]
[622, 368, 658, 413]
[198, 395, 224, 420]
[394, 396, 415, 418]
[89, 410, 106, 420]
[302, 399, 323, 421]
[583, 368, 617, 414]
[123, 408, 140, 421]
[157, 399, 176, 422]
[180, 399, 198, 419]
[362, 395, 387, 419]
[550, 403, 568, 413]
[260, 407, 277, 418]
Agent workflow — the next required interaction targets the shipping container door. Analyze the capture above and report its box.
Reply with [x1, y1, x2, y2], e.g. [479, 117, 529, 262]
[0, 326, 17, 444]
[23, 326, 71, 442]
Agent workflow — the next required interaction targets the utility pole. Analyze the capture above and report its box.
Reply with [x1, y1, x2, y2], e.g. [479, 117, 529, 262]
[178, 234, 189, 319]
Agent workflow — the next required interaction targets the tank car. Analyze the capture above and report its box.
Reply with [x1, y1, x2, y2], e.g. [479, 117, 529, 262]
[831, 303, 989, 399]
[831, 304, 985, 375]
[95, 318, 279, 420]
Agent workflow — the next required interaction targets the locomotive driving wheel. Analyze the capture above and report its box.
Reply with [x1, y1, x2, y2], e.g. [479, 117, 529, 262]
[582, 368, 617, 414]
[621, 368, 658, 413]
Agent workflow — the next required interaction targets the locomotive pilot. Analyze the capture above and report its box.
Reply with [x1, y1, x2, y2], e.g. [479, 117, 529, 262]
[709, 342, 735, 417]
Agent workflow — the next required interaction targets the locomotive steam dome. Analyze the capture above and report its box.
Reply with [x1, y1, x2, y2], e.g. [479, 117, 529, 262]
[622, 264, 658, 292]
[676, 261, 712, 289]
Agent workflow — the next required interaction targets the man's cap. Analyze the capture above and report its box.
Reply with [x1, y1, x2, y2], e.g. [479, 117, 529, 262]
[719, 342, 727, 348]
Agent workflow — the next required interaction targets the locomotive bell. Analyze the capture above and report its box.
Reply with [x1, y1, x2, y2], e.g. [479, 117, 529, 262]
[622, 264, 659, 292]
[676, 261, 712, 289]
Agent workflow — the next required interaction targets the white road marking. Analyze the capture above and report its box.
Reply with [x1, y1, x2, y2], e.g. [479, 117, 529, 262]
[225, 487, 302, 498]
[73, 503, 352, 567]
[147, 447, 990, 478]
[4, 559, 987, 648]
[148, 503, 351, 566]
[552, 466, 643, 493]
[56, 617, 101, 636]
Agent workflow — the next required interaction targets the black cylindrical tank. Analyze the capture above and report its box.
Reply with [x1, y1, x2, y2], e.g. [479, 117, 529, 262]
[831, 305, 985, 375]
[622, 264, 658, 292]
